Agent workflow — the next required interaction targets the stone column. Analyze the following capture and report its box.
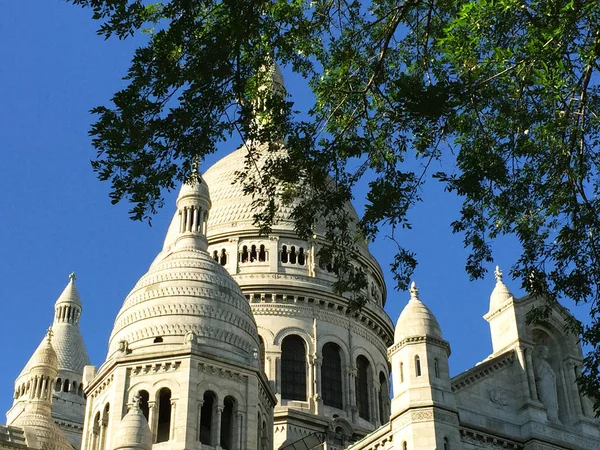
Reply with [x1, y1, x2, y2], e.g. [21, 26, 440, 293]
[525, 348, 539, 401]
[348, 367, 358, 422]
[566, 362, 584, 415]
[558, 365, 572, 415]
[233, 411, 244, 450]
[148, 401, 157, 443]
[516, 346, 531, 400]
[215, 406, 224, 448]
[169, 399, 177, 441]
[275, 357, 282, 396]
[197, 400, 204, 441]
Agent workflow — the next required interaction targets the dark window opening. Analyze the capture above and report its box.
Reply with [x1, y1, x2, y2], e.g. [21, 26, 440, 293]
[212, 250, 219, 262]
[379, 371, 388, 423]
[289, 246, 297, 264]
[241, 246, 249, 263]
[356, 355, 370, 421]
[298, 248, 305, 265]
[220, 396, 235, 450]
[281, 245, 288, 263]
[156, 388, 172, 443]
[154, 337, 163, 343]
[55, 378, 62, 391]
[200, 391, 216, 445]
[434, 358, 440, 378]
[322, 343, 343, 409]
[219, 249, 227, 266]
[258, 335, 266, 371]
[63, 379, 70, 393]
[415, 356, 422, 377]
[250, 245, 257, 262]
[281, 335, 307, 401]
[139, 390, 150, 420]
[258, 245, 266, 262]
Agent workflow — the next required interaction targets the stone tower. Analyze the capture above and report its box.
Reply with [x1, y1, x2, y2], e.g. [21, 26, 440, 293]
[81, 172, 276, 450]
[8, 328, 73, 450]
[388, 282, 459, 449]
[8, 274, 90, 449]
[203, 133, 394, 446]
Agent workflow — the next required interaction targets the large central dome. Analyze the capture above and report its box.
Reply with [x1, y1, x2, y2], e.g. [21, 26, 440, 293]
[107, 175, 261, 365]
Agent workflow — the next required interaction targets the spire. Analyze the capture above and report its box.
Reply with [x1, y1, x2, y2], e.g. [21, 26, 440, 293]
[54, 272, 82, 325]
[409, 281, 419, 301]
[164, 163, 212, 252]
[489, 265, 514, 313]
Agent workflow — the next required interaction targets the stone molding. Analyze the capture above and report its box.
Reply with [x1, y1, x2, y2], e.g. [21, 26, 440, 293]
[460, 428, 522, 449]
[388, 335, 451, 357]
[451, 351, 514, 392]
[198, 362, 246, 382]
[130, 361, 181, 376]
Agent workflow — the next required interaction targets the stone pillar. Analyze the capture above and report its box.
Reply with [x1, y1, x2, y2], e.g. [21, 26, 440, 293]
[314, 357, 322, 413]
[148, 401, 157, 443]
[269, 236, 279, 272]
[196, 400, 204, 441]
[525, 348, 539, 401]
[275, 357, 282, 396]
[558, 365, 572, 415]
[348, 367, 358, 422]
[566, 362, 584, 415]
[516, 346, 531, 400]
[233, 411, 244, 450]
[170, 399, 177, 441]
[215, 406, 224, 449]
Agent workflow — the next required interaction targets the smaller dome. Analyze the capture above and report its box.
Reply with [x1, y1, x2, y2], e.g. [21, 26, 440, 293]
[112, 394, 152, 450]
[28, 328, 59, 374]
[54, 272, 81, 308]
[489, 266, 514, 313]
[177, 174, 210, 205]
[394, 282, 443, 342]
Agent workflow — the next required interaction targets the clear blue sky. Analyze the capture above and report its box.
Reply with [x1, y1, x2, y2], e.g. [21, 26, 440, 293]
[0, 2, 590, 417]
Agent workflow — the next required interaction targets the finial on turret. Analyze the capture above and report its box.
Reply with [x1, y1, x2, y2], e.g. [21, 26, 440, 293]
[69, 272, 76, 282]
[132, 392, 142, 410]
[494, 266, 503, 283]
[46, 327, 53, 344]
[410, 281, 419, 299]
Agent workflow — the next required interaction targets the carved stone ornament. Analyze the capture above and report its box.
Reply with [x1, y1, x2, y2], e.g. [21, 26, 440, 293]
[489, 388, 508, 406]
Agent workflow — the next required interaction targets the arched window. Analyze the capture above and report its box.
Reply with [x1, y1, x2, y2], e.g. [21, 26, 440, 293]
[241, 246, 249, 263]
[289, 246, 297, 264]
[415, 356, 422, 377]
[379, 371, 388, 423]
[200, 391, 216, 445]
[400, 362, 404, 383]
[220, 396, 236, 450]
[434, 358, 440, 378]
[138, 390, 150, 420]
[219, 249, 227, 265]
[55, 378, 62, 391]
[281, 245, 288, 263]
[403, 441, 408, 450]
[63, 379, 70, 393]
[92, 412, 101, 450]
[78, 383, 84, 396]
[72, 381, 78, 392]
[100, 403, 109, 450]
[333, 426, 344, 445]
[250, 245, 258, 262]
[356, 355, 371, 421]
[156, 388, 172, 443]
[258, 244, 266, 262]
[298, 248, 305, 265]
[281, 335, 307, 401]
[212, 250, 219, 262]
[322, 343, 343, 409]
[258, 335, 266, 371]
[443, 437, 449, 450]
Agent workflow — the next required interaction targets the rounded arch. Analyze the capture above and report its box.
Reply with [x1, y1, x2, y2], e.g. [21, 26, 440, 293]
[317, 334, 351, 365]
[257, 326, 275, 345]
[281, 334, 308, 401]
[156, 387, 172, 443]
[321, 341, 344, 409]
[199, 390, 217, 446]
[151, 377, 180, 393]
[274, 327, 313, 352]
[356, 354, 373, 422]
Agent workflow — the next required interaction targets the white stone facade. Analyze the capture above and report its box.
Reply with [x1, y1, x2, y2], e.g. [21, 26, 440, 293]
[2, 149, 599, 450]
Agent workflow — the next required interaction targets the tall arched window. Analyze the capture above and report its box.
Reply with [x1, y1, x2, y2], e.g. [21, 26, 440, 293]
[200, 391, 216, 445]
[379, 371, 388, 423]
[434, 358, 440, 378]
[259, 244, 266, 262]
[92, 412, 101, 450]
[298, 248, 305, 265]
[281, 335, 307, 400]
[322, 342, 343, 409]
[289, 246, 297, 264]
[400, 362, 404, 383]
[241, 246, 249, 263]
[55, 378, 62, 391]
[250, 245, 258, 262]
[443, 437, 449, 450]
[403, 441, 408, 450]
[220, 396, 236, 450]
[156, 388, 172, 443]
[356, 355, 371, 421]
[415, 356, 422, 377]
[258, 335, 266, 371]
[138, 390, 150, 420]
[63, 379, 70, 392]
[219, 249, 227, 265]
[100, 403, 109, 450]
[281, 245, 288, 263]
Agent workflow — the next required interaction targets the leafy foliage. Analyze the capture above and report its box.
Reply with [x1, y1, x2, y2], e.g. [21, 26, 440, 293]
[69, 0, 600, 410]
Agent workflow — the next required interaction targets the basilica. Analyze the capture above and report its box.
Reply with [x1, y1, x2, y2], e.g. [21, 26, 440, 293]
[1, 71, 600, 450]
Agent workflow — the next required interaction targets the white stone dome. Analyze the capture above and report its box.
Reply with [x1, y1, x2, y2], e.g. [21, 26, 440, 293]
[394, 282, 443, 342]
[108, 179, 261, 365]
[112, 398, 152, 450]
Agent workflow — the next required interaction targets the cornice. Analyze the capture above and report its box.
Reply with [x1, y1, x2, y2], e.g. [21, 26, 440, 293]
[451, 351, 514, 392]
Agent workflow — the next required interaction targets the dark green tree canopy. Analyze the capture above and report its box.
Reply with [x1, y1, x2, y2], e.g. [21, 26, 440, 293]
[69, 0, 600, 410]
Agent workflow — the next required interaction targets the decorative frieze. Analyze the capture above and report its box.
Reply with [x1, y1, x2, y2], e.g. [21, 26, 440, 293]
[129, 361, 181, 376]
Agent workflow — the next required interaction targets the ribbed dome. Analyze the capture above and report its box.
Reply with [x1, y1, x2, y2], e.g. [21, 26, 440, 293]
[489, 266, 514, 313]
[108, 178, 261, 365]
[112, 396, 152, 450]
[394, 282, 443, 341]
[27, 330, 58, 374]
